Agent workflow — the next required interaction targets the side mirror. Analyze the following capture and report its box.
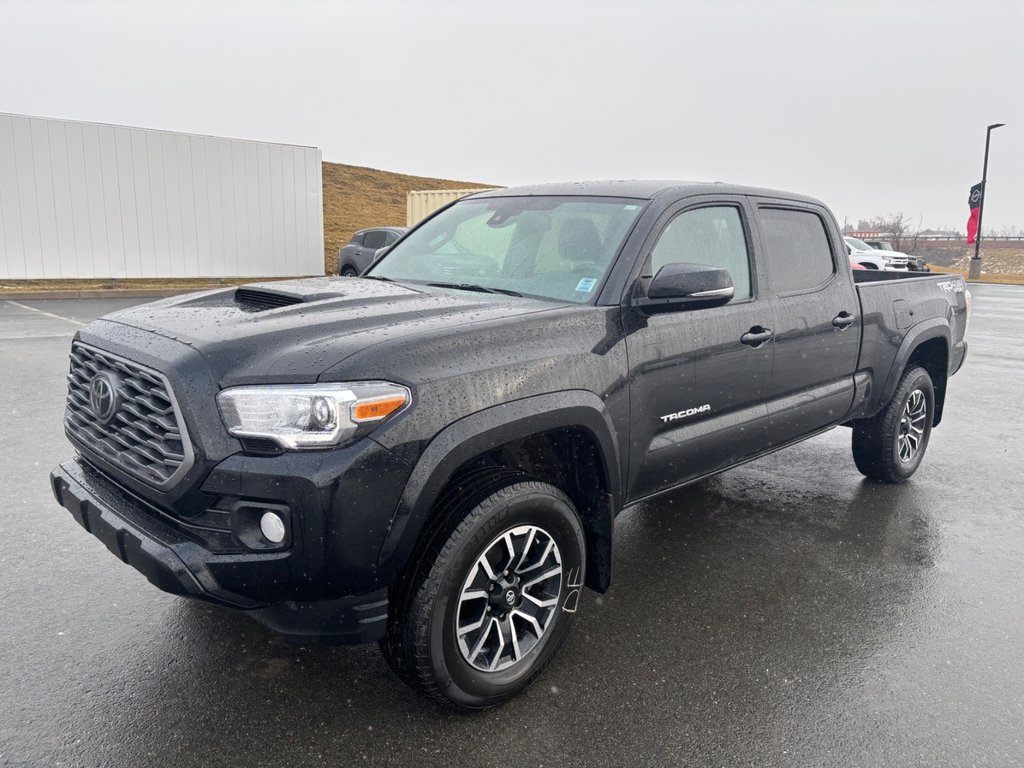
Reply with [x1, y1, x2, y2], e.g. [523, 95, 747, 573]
[370, 246, 391, 265]
[635, 262, 734, 313]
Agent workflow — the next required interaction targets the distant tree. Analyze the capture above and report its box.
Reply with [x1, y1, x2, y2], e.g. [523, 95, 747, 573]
[869, 212, 920, 252]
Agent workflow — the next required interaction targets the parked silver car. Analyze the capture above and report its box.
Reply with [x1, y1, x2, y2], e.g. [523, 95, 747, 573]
[338, 227, 407, 276]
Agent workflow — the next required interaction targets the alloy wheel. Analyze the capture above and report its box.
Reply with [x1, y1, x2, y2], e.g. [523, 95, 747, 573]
[455, 525, 563, 673]
[897, 389, 927, 462]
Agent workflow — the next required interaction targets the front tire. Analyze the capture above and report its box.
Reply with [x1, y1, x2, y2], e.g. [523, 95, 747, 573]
[381, 477, 585, 709]
[852, 366, 934, 482]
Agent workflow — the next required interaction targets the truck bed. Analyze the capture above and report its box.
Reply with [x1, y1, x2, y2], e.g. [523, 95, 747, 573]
[851, 268, 968, 423]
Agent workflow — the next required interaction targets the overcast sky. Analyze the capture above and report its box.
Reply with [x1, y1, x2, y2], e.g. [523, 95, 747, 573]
[1, 0, 1020, 231]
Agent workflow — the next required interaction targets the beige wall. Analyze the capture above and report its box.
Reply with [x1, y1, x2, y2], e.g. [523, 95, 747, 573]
[406, 189, 496, 227]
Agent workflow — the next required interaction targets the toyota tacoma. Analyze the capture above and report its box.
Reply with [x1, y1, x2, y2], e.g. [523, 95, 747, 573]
[50, 181, 969, 708]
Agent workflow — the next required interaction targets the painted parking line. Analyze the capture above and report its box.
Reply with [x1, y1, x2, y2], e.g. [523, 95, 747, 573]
[4, 300, 85, 327]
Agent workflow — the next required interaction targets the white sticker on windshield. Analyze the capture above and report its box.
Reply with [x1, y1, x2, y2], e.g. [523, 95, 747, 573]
[575, 278, 597, 293]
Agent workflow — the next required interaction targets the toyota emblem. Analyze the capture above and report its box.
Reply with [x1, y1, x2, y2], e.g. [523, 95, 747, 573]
[88, 373, 120, 424]
[505, 589, 516, 606]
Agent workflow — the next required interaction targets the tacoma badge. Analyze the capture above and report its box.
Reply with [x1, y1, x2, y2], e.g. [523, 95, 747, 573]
[660, 404, 711, 423]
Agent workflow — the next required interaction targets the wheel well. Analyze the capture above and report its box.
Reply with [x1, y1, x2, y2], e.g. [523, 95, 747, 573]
[432, 427, 613, 592]
[906, 338, 948, 425]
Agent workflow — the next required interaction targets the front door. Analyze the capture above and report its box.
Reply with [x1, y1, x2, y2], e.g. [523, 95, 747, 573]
[624, 198, 774, 502]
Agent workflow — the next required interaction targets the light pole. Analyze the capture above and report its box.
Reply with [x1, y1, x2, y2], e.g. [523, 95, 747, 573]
[968, 122, 1005, 280]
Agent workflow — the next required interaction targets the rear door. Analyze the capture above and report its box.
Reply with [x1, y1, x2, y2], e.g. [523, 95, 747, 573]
[753, 202, 861, 446]
[355, 229, 388, 271]
[624, 196, 774, 501]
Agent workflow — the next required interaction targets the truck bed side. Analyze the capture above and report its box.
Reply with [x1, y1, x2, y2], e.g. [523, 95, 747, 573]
[850, 270, 969, 424]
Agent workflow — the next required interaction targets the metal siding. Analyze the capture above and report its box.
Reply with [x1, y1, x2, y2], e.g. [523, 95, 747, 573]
[112, 126, 140, 277]
[0, 115, 26, 277]
[49, 120, 79, 277]
[190, 135, 212, 277]
[236, 140, 256, 278]
[306, 149, 322, 273]
[11, 118, 42, 278]
[200, 137, 222, 276]
[30, 118, 62, 277]
[80, 123, 111, 277]
[0, 113, 324, 279]
[292, 149, 309, 276]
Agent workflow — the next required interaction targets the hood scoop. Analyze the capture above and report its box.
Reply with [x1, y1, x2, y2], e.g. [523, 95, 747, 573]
[234, 283, 349, 312]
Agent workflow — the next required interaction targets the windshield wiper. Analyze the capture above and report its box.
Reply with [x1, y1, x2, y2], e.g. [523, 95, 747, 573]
[361, 275, 393, 282]
[425, 282, 523, 297]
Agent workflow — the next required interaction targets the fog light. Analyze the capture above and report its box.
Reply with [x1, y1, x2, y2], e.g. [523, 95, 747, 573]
[260, 512, 286, 544]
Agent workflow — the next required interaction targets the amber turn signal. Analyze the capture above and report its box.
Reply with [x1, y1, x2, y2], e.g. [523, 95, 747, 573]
[353, 394, 408, 422]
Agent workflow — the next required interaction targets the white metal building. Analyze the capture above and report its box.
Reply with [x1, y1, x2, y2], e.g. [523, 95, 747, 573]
[0, 113, 324, 279]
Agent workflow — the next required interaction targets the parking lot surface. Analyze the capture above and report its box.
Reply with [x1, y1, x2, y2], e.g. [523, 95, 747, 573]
[1, 285, 1022, 767]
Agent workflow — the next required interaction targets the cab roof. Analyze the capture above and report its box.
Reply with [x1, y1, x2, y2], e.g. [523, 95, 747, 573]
[465, 180, 826, 207]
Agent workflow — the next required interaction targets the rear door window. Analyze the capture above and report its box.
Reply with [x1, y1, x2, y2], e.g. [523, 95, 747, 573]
[362, 230, 387, 249]
[758, 208, 835, 293]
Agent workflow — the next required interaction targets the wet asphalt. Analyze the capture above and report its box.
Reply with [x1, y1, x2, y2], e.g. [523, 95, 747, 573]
[0, 285, 1022, 767]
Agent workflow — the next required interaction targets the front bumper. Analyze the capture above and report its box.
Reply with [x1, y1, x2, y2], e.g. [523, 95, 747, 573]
[50, 458, 391, 644]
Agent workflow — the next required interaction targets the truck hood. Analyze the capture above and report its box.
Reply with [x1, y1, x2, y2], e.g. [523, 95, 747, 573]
[101, 277, 564, 386]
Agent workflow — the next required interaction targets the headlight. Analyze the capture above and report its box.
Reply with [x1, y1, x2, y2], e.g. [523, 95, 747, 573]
[217, 382, 410, 450]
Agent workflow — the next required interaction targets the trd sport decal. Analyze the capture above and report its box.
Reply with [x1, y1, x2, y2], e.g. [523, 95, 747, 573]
[660, 404, 711, 423]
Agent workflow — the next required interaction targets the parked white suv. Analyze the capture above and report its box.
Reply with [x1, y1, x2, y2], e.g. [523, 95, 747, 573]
[844, 236, 907, 270]
[865, 240, 928, 272]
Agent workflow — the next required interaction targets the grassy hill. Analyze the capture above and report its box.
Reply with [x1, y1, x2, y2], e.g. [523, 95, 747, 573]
[909, 240, 1024, 276]
[322, 161, 494, 274]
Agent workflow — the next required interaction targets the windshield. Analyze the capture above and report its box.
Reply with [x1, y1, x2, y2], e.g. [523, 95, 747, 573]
[367, 196, 646, 303]
[845, 237, 873, 251]
[869, 241, 894, 251]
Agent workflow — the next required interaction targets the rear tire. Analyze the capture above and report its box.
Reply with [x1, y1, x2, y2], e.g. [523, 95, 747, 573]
[380, 475, 585, 710]
[852, 366, 934, 483]
[340, 265, 358, 277]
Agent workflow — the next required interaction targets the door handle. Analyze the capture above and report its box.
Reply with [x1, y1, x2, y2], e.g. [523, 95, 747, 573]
[832, 311, 856, 329]
[740, 326, 774, 347]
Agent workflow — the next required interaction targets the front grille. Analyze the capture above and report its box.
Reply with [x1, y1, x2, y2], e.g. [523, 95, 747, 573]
[65, 343, 192, 488]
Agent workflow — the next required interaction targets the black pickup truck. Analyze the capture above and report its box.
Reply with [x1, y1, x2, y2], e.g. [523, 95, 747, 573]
[50, 181, 969, 709]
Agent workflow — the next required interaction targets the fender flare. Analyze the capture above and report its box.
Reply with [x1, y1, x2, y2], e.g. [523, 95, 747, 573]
[376, 391, 623, 592]
[878, 318, 951, 409]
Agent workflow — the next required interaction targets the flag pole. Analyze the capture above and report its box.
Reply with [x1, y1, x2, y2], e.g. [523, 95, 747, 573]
[969, 122, 1005, 279]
